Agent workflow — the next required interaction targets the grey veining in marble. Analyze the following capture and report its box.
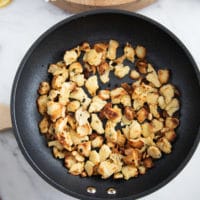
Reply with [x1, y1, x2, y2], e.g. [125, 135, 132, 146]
[0, 0, 200, 200]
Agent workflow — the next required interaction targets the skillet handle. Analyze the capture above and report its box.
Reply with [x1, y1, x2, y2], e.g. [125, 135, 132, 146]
[0, 103, 12, 131]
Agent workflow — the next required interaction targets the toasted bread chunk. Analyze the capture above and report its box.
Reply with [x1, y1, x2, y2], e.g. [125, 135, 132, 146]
[107, 40, 119, 60]
[85, 75, 99, 96]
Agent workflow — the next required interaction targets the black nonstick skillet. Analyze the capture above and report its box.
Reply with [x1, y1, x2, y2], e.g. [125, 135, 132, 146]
[11, 10, 200, 200]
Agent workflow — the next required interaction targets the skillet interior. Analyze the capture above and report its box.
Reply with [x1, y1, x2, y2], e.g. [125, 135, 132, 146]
[11, 10, 200, 200]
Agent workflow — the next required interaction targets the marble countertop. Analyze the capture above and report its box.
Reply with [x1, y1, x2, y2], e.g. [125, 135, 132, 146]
[0, 0, 200, 199]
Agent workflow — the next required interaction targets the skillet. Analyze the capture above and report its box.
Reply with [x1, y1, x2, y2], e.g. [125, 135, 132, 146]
[11, 10, 200, 200]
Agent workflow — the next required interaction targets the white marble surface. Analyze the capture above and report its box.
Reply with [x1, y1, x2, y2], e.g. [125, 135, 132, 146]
[0, 0, 200, 199]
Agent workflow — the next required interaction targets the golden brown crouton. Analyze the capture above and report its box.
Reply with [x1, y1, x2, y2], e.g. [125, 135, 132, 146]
[122, 165, 138, 180]
[38, 82, 50, 95]
[91, 114, 104, 134]
[99, 103, 112, 119]
[136, 108, 148, 123]
[77, 141, 91, 157]
[124, 43, 135, 62]
[98, 62, 114, 84]
[158, 95, 166, 109]
[114, 173, 123, 179]
[116, 130, 126, 146]
[129, 120, 142, 139]
[70, 88, 91, 108]
[123, 148, 141, 166]
[37, 95, 48, 115]
[98, 90, 110, 100]
[53, 72, 67, 89]
[69, 62, 83, 75]
[83, 49, 102, 66]
[99, 144, 112, 162]
[91, 135, 104, 148]
[148, 113, 153, 121]
[89, 150, 100, 165]
[65, 154, 77, 169]
[69, 162, 84, 175]
[106, 40, 119, 60]
[146, 92, 159, 105]
[54, 117, 68, 134]
[136, 59, 148, 74]
[141, 122, 154, 138]
[75, 107, 90, 126]
[53, 147, 65, 159]
[77, 122, 92, 137]
[65, 154, 76, 169]
[114, 64, 130, 78]
[135, 45, 146, 59]
[82, 97, 92, 110]
[47, 101, 65, 122]
[165, 117, 179, 130]
[128, 138, 144, 149]
[80, 171, 87, 177]
[69, 129, 89, 145]
[121, 82, 133, 95]
[149, 104, 160, 119]
[72, 151, 85, 162]
[110, 153, 123, 171]
[39, 116, 49, 134]
[130, 70, 140, 79]
[115, 106, 123, 124]
[132, 82, 157, 110]
[67, 114, 76, 130]
[48, 63, 66, 75]
[102, 105, 122, 123]
[110, 87, 128, 104]
[146, 64, 161, 88]
[70, 74, 85, 87]
[48, 140, 64, 150]
[84, 63, 97, 76]
[70, 87, 86, 101]
[156, 137, 172, 154]
[151, 119, 163, 133]
[165, 98, 180, 117]
[85, 75, 99, 96]
[121, 94, 132, 107]
[84, 160, 94, 176]
[98, 160, 117, 179]
[124, 106, 135, 121]
[105, 120, 118, 143]
[93, 43, 108, 62]
[67, 101, 80, 112]
[138, 166, 146, 175]
[147, 146, 162, 159]
[48, 89, 59, 101]
[99, 69, 110, 84]
[164, 130, 176, 142]
[158, 69, 170, 84]
[64, 46, 80, 66]
[159, 84, 175, 104]
[143, 157, 154, 168]
[59, 82, 76, 105]
[88, 96, 107, 113]
[97, 62, 109, 75]
[56, 131, 73, 151]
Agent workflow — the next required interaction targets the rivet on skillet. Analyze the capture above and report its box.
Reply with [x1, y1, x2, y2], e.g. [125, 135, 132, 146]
[87, 186, 96, 194]
[107, 187, 117, 195]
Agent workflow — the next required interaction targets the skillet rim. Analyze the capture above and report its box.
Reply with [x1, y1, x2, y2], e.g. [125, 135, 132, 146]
[11, 9, 200, 200]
